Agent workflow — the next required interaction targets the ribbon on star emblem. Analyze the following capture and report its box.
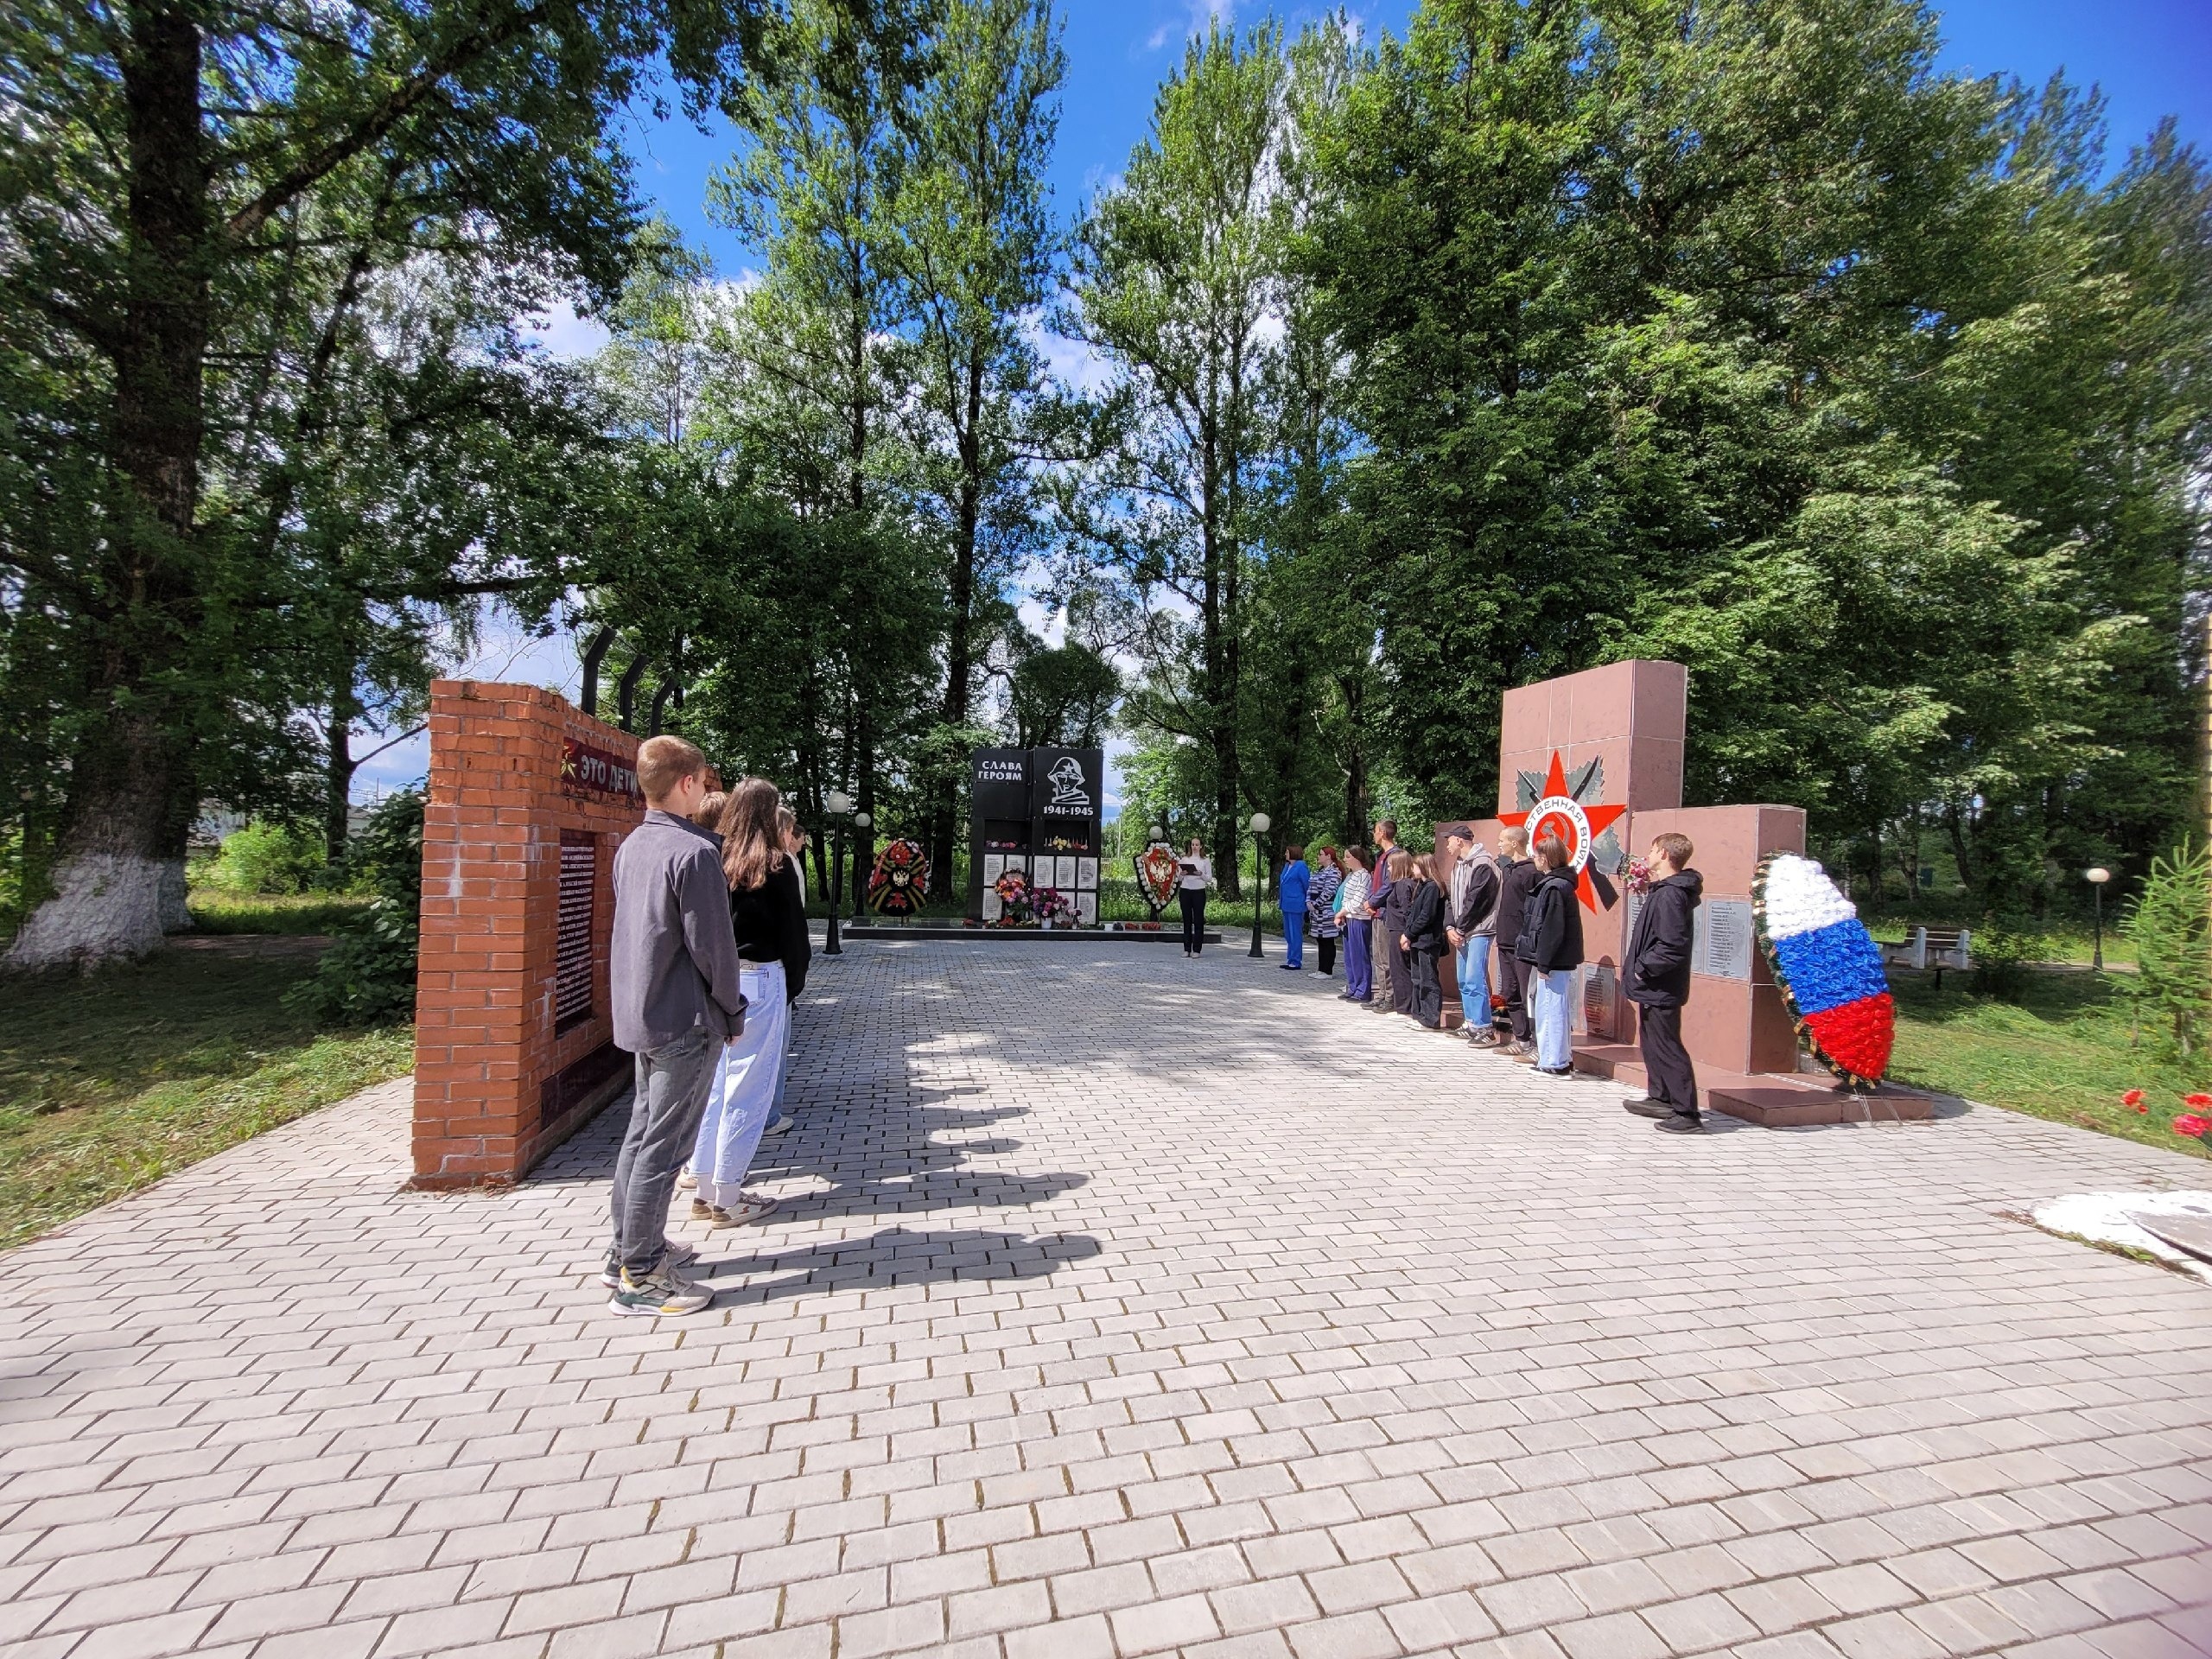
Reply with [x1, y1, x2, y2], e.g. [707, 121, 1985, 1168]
[1498, 750, 1629, 913]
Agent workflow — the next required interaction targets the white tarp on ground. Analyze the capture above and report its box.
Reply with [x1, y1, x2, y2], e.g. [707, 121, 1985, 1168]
[2033, 1189, 2212, 1284]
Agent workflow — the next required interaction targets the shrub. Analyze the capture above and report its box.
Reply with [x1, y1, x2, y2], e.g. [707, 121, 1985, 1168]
[2124, 839, 2212, 1058]
[1967, 925, 2032, 1002]
[286, 791, 423, 1026]
[205, 820, 325, 894]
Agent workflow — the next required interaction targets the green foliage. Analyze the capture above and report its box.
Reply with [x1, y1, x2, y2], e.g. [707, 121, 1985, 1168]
[0, 0, 768, 961]
[286, 791, 425, 1027]
[2123, 840, 2212, 1058]
[1967, 926, 2034, 1002]
[204, 823, 328, 897]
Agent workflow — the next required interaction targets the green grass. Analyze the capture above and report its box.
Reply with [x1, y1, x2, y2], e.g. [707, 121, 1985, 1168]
[186, 889, 374, 934]
[0, 949, 413, 1249]
[1889, 969, 2210, 1156]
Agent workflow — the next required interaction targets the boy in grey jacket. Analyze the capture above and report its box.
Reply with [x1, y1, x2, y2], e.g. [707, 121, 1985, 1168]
[606, 734, 747, 1315]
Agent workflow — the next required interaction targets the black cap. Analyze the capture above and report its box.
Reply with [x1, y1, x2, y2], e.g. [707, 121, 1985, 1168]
[1440, 822, 1475, 841]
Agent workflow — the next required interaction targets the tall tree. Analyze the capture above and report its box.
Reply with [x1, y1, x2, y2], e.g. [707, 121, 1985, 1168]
[1069, 22, 1287, 897]
[889, 0, 1065, 894]
[712, 0, 931, 897]
[0, 0, 765, 965]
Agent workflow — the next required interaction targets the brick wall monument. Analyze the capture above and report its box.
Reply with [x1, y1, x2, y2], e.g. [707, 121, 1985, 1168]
[412, 680, 643, 1186]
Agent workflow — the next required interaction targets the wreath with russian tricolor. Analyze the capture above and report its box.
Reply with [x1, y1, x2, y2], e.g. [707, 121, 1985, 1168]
[1752, 852, 1895, 1093]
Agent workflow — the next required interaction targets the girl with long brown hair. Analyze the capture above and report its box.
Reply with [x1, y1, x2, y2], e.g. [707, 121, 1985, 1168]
[684, 779, 811, 1228]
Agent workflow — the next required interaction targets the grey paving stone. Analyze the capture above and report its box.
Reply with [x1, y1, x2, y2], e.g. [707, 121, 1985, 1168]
[0, 944, 2205, 1659]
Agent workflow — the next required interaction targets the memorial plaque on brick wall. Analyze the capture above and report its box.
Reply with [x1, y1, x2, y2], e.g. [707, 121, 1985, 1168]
[1693, 898, 1756, 982]
[556, 832, 597, 1031]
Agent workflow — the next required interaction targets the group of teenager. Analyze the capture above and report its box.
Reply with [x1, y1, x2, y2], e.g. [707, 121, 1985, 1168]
[1264, 819, 1710, 1135]
[604, 734, 814, 1318]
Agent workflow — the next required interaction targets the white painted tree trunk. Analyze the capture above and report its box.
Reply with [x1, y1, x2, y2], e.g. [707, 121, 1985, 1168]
[157, 856, 191, 934]
[3, 853, 169, 970]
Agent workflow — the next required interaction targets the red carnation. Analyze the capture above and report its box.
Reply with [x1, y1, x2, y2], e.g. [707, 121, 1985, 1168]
[2186, 1093, 2212, 1110]
[2175, 1115, 2211, 1139]
[2122, 1089, 2145, 1111]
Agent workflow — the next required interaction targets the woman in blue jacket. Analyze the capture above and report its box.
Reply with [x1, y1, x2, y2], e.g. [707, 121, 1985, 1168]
[1277, 846, 1312, 971]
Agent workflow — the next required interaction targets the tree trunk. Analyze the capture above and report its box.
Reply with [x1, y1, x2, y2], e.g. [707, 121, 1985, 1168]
[7, 2, 210, 970]
[1340, 674, 1370, 849]
[929, 353, 987, 898]
[326, 677, 359, 863]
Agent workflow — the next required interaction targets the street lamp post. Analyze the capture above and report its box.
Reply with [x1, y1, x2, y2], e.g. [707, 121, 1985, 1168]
[851, 811, 872, 925]
[1248, 811, 1271, 959]
[2086, 866, 2111, 971]
[823, 790, 851, 957]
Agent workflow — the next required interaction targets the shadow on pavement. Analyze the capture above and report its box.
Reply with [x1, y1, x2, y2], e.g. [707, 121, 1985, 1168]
[694, 1224, 1103, 1301]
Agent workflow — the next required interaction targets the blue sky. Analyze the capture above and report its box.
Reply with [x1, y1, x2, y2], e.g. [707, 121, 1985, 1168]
[616, 0, 2211, 284]
[371, 0, 2212, 804]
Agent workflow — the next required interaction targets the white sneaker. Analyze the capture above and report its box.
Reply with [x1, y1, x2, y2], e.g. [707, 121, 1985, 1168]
[708, 1193, 777, 1229]
[676, 1171, 698, 1191]
[760, 1115, 794, 1136]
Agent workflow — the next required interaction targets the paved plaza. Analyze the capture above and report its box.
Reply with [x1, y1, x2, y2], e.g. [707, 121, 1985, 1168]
[3, 938, 2209, 1659]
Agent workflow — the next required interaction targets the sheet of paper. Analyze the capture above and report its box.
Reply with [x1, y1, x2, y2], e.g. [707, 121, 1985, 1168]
[1077, 857, 1097, 890]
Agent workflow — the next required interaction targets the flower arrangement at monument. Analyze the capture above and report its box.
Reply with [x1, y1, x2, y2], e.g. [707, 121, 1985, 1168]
[1135, 843, 1181, 915]
[865, 838, 929, 918]
[1032, 886, 1077, 928]
[991, 868, 1034, 926]
[1624, 855, 1652, 899]
[1752, 852, 1895, 1092]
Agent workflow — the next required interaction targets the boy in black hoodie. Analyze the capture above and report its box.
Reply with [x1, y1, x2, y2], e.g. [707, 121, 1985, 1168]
[1623, 831, 1704, 1132]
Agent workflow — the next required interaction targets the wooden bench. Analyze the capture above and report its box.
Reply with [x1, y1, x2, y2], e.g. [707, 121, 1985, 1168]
[1881, 925, 1972, 987]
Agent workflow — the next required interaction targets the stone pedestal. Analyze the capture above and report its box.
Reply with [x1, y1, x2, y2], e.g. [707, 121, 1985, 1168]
[1439, 659, 1861, 1112]
[411, 680, 641, 1187]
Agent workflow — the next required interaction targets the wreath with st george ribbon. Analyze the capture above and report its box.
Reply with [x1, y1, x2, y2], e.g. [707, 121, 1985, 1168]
[866, 837, 930, 917]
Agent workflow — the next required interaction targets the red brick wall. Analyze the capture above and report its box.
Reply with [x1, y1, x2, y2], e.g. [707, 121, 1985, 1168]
[412, 680, 644, 1187]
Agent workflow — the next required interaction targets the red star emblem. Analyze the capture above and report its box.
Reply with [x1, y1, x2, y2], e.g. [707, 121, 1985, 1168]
[1499, 750, 1628, 912]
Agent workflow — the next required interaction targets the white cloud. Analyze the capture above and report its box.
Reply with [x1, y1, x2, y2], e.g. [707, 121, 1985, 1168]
[523, 300, 610, 360]
[1144, 0, 1234, 52]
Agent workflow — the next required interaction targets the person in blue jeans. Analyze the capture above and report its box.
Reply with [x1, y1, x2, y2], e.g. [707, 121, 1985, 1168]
[1277, 845, 1311, 970]
[1514, 834, 1585, 1076]
[1440, 823, 1501, 1046]
[1336, 847, 1374, 1001]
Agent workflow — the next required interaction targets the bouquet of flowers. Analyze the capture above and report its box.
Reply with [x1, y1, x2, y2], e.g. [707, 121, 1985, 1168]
[991, 868, 1034, 926]
[1033, 886, 1077, 927]
[1624, 855, 1652, 899]
[866, 838, 930, 917]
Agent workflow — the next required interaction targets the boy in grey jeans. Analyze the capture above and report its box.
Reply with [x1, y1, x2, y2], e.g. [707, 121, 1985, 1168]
[606, 734, 746, 1315]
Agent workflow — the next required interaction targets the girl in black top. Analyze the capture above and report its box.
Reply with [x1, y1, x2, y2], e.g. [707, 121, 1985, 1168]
[1390, 849, 1450, 1030]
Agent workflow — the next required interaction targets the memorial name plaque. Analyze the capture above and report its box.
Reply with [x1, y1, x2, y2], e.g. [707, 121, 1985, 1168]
[1693, 898, 1756, 982]
[555, 832, 597, 1032]
[1581, 962, 1617, 1039]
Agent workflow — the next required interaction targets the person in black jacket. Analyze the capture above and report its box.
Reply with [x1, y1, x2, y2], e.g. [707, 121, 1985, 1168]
[1391, 849, 1451, 1030]
[1491, 828, 1540, 1053]
[1623, 832, 1704, 1132]
[1514, 834, 1584, 1076]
